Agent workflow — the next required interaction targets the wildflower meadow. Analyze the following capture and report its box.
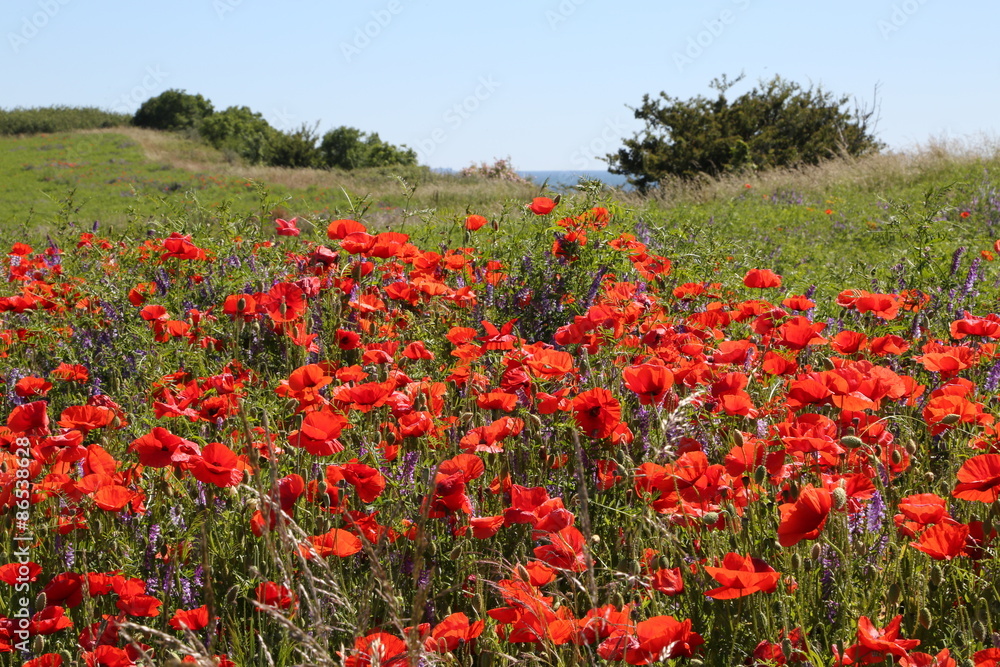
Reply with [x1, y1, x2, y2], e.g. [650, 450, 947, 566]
[3, 147, 1000, 667]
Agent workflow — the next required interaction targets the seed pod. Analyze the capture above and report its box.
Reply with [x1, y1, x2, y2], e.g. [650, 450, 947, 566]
[810, 543, 823, 561]
[840, 435, 864, 449]
[918, 607, 932, 629]
[887, 582, 902, 606]
[940, 413, 961, 425]
[832, 487, 848, 510]
[753, 465, 768, 485]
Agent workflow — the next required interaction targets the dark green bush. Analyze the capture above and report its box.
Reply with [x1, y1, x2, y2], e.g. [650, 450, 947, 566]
[268, 123, 323, 169]
[133, 89, 214, 132]
[608, 75, 883, 192]
[0, 106, 131, 135]
[200, 106, 276, 164]
[318, 126, 417, 170]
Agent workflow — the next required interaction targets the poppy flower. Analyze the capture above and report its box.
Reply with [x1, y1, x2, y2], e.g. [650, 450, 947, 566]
[255, 582, 295, 609]
[777, 485, 833, 547]
[263, 282, 307, 323]
[856, 614, 920, 657]
[529, 197, 557, 215]
[424, 612, 485, 653]
[189, 442, 246, 488]
[15, 376, 51, 398]
[343, 631, 410, 666]
[301, 528, 363, 559]
[274, 217, 301, 237]
[703, 553, 781, 599]
[953, 453, 1000, 502]
[622, 363, 674, 406]
[168, 605, 210, 630]
[909, 522, 969, 560]
[326, 218, 367, 240]
[29, 605, 74, 634]
[465, 214, 488, 231]
[650, 567, 684, 596]
[572, 388, 622, 438]
[743, 269, 782, 289]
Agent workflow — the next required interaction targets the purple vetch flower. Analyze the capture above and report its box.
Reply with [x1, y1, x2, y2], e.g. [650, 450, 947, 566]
[949, 246, 967, 276]
[401, 451, 419, 486]
[984, 359, 1000, 393]
[153, 268, 171, 295]
[962, 257, 982, 300]
[819, 546, 840, 623]
[867, 490, 885, 533]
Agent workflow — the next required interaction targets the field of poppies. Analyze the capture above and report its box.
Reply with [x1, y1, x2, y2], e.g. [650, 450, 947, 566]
[2, 160, 1000, 667]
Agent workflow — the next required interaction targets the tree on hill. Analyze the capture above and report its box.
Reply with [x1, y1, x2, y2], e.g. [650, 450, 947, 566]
[319, 126, 417, 170]
[133, 90, 214, 132]
[607, 74, 883, 192]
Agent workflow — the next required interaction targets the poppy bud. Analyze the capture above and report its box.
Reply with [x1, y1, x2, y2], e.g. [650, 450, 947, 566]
[237, 297, 247, 312]
[873, 445, 883, 457]
[832, 487, 848, 510]
[479, 651, 494, 667]
[930, 565, 943, 588]
[840, 435, 864, 449]
[887, 582, 901, 606]
[905, 439, 918, 455]
[515, 564, 530, 581]
[753, 465, 768, 485]
[526, 413, 543, 430]
[975, 597, 990, 622]
[918, 607, 933, 629]
[31, 635, 44, 655]
[35, 592, 47, 609]
[781, 638, 793, 659]
[623, 560, 640, 576]
[733, 430, 745, 447]
[940, 413, 961, 425]
[810, 543, 822, 561]
[791, 553, 802, 570]
[689, 660, 704, 667]
[702, 511, 719, 526]
[426, 540, 437, 558]
[973, 620, 987, 642]
[844, 426, 856, 436]
[821, 357, 836, 371]
[891, 449, 903, 465]
[924, 471, 935, 485]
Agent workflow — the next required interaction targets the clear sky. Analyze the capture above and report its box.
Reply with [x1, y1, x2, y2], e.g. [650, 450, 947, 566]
[2, 0, 997, 170]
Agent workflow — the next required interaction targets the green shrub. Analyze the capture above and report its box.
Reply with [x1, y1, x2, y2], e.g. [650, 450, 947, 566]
[200, 106, 277, 164]
[268, 123, 323, 169]
[0, 106, 131, 135]
[608, 74, 883, 192]
[133, 89, 214, 132]
[318, 126, 417, 170]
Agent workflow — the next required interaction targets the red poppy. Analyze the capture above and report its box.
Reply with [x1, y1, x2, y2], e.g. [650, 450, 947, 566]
[424, 612, 485, 653]
[953, 453, 1000, 502]
[703, 553, 781, 599]
[777, 485, 833, 546]
[274, 217, 301, 237]
[622, 363, 674, 406]
[343, 631, 410, 666]
[650, 567, 684, 596]
[15, 376, 51, 398]
[572, 388, 622, 438]
[29, 605, 74, 634]
[529, 197, 557, 215]
[263, 282, 307, 323]
[189, 442, 246, 488]
[327, 218, 367, 240]
[301, 528, 363, 559]
[743, 268, 782, 288]
[255, 582, 296, 609]
[465, 214, 488, 231]
[910, 522, 969, 560]
[856, 614, 920, 657]
[168, 605, 210, 630]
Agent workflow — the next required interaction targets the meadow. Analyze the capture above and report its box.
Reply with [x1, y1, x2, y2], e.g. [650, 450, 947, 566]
[2, 128, 1000, 666]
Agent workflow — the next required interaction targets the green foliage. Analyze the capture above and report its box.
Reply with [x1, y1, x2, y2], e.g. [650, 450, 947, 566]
[608, 74, 884, 192]
[199, 106, 276, 164]
[268, 122, 323, 169]
[133, 89, 214, 132]
[0, 106, 130, 135]
[318, 126, 417, 170]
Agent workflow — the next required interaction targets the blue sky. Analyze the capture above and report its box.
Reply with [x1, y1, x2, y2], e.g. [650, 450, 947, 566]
[2, 0, 997, 170]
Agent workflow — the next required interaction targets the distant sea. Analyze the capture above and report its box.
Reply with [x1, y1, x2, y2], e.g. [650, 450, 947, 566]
[518, 170, 630, 190]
